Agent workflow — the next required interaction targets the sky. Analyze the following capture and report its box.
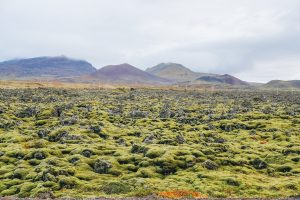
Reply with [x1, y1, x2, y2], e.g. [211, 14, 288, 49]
[0, 0, 300, 82]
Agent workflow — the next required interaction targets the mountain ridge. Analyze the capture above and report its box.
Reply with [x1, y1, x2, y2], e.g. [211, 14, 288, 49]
[0, 56, 96, 79]
[146, 62, 208, 82]
[78, 63, 171, 85]
[146, 63, 248, 86]
[195, 74, 249, 86]
[0, 56, 298, 88]
[263, 80, 300, 89]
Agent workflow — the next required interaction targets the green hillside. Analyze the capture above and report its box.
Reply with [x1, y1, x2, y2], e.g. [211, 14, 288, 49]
[264, 80, 300, 89]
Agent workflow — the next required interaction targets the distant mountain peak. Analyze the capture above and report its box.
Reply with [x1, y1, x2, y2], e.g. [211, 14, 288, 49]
[0, 57, 254, 87]
[264, 80, 300, 89]
[94, 63, 146, 76]
[86, 63, 171, 85]
[0, 56, 96, 79]
[196, 74, 249, 86]
[146, 62, 192, 73]
[101, 63, 136, 69]
[146, 63, 200, 82]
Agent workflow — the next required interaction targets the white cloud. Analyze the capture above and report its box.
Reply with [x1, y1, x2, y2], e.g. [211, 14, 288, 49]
[0, 0, 300, 82]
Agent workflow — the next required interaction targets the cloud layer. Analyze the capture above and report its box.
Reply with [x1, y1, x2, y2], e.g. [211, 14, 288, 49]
[1, 0, 300, 82]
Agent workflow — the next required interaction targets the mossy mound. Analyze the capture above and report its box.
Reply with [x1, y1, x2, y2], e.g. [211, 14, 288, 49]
[0, 88, 299, 198]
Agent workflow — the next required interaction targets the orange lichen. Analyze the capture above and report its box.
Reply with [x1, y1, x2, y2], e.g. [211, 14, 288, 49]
[260, 140, 268, 144]
[158, 190, 208, 199]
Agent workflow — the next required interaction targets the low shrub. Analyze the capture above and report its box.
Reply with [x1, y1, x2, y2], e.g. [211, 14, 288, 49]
[145, 148, 165, 158]
[223, 177, 241, 186]
[277, 165, 292, 173]
[154, 157, 178, 175]
[136, 167, 157, 178]
[58, 176, 79, 189]
[18, 182, 37, 198]
[101, 182, 131, 194]
[1, 186, 19, 196]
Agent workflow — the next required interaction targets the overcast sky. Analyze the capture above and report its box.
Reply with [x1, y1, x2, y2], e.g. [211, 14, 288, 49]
[1, 0, 300, 82]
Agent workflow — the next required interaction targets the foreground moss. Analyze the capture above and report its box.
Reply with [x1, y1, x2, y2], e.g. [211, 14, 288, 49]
[0, 88, 299, 198]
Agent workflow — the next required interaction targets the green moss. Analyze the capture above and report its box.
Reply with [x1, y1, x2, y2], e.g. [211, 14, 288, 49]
[0, 183, 7, 192]
[1, 186, 19, 196]
[30, 186, 54, 198]
[0, 88, 299, 198]
[35, 120, 48, 126]
[18, 182, 37, 197]
[12, 168, 30, 179]
[223, 177, 241, 186]
[37, 109, 55, 120]
[101, 182, 131, 194]
[145, 148, 165, 158]
[154, 157, 179, 175]
[58, 176, 79, 189]
[136, 167, 158, 178]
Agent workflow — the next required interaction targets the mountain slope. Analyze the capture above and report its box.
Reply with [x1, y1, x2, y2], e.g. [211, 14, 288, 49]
[146, 63, 205, 82]
[147, 63, 249, 86]
[195, 74, 249, 86]
[0, 56, 96, 79]
[83, 63, 171, 85]
[263, 80, 300, 89]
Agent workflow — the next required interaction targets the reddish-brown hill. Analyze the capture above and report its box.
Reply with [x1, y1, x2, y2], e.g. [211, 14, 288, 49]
[82, 63, 172, 85]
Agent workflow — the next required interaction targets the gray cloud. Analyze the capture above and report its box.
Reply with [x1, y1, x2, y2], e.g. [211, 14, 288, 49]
[0, 0, 300, 82]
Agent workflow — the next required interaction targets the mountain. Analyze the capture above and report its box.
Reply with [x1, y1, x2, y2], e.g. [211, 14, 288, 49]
[263, 80, 300, 89]
[0, 56, 258, 87]
[82, 63, 171, 85]
[146, 63, 248, 86]
[0, 56, 96, 79]
[195, 74, 249, 86]
[146, 63, 207, 82]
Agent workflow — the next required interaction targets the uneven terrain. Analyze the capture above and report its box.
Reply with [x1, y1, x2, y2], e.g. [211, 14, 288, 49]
[0, 84, 299, 199]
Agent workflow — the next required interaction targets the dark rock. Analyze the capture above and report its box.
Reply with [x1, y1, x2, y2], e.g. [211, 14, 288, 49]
[34, 152, 46, 160]
[176, 134, 185, 144]
[215, 137, 226, 143]
[69, 157, 80, 164]
[17, 107, 39, 118]
[202, 159, 218, 170]
[54, 106, 63, 117]
[117, 138, 126, 145]
[61, 115, 78, 125]
[159, 103, 172, 118]
[90, 125, 102, 134]
[37, 129, 50, 138]
[63, 134, 82, 141]
[94, 159, 112, 174]
[48, 130, 68, 142]
[81, 149, 93, 158]
[35, 191, 55, 199]
[129, 110, 148, 118]
[250, 158, 268, 169]
[130, 144, 148, 154]
[143, 134, 156, 144]
[98, 132, 109, 139]
[277, 165, 292, 172]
